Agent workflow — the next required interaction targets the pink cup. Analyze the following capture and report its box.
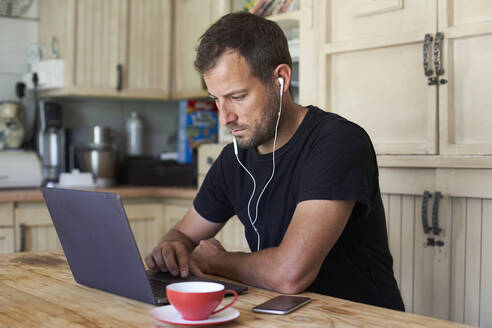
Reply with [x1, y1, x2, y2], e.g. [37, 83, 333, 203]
[166, 282, 238, 321]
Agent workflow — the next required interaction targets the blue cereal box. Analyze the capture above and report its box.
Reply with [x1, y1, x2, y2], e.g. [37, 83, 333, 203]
[177, 100, 218, 164]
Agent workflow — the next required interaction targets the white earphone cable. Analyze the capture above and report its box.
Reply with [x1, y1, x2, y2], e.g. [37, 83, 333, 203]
[234, 80, 283, 251]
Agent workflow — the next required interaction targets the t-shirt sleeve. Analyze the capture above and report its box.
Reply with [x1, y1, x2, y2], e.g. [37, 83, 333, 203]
[298, 122, 375, 217]
[193, 149, 235, 223]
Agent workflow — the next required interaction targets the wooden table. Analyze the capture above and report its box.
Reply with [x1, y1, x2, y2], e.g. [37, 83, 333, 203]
[0, 252, 471, 327]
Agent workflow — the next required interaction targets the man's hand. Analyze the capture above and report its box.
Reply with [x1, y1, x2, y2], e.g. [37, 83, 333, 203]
[144, 207, 225, 278]
[144, 231, 204, 278]
[191, 238, 227, 275]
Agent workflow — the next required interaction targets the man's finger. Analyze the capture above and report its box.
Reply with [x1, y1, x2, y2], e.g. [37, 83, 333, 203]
[174, 243, 190, 278]
[151, 247, 168, 273]
[162, 244, 179, 276]
[144, 254, 157, 270]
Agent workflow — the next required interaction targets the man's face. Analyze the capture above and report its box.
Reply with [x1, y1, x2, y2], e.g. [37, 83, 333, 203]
[203, 50, 279, 149]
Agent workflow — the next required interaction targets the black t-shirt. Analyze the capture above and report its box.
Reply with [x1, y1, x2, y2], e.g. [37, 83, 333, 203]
[194, 106, 405, 311]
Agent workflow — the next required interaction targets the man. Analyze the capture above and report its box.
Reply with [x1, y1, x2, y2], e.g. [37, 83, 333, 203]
[145, 12, 404, 311]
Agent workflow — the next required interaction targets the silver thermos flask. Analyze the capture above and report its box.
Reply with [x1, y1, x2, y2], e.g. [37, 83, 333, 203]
[125, 111, 143, 156]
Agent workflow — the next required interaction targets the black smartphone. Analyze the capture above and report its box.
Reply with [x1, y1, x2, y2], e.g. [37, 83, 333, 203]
[252, 295, 311, 315]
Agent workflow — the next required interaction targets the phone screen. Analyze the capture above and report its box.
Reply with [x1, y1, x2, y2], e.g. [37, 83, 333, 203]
[252, 295, 311, 315]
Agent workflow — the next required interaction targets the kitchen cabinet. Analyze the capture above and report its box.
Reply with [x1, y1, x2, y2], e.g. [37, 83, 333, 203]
[11, 200, 168, 255]
[124, 201, 165, 256]
[14, 203, 61, 252]
[0, 203, 14, 254]
[380, 168, 492, 327]
[38, 0, 172, 99]
[313, 0, 492, 158]
[172, 0, 231, 99]
[0, 228, 14, 254]
[162, 199, 192, 230]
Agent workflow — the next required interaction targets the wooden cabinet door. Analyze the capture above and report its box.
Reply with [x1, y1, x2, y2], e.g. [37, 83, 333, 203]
[216, 217, 250, 252]
[172, 0, 230, 99]
[438, 0, 492, 155]
[0, 203, 14, 254]
[163, 200, 192, 231]
[380, 168, 448, 318]
[446, 186, 492, 326]
[121, 0, 172, 99]
[71, 0, 126, 97]
[124, 202, 164, 256]
[0, 229, 14, 254]
[319, 0, 438, 155]
[14, 204, 61, 252]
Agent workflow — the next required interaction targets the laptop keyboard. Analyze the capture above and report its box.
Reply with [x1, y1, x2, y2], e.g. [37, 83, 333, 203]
[148, 278, 168, 298]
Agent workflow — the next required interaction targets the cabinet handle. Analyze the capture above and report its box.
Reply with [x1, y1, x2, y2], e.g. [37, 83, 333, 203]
[421, 191, 432, 234]
[423, 33, 434, 77]
[433, 32, 444, 76]
[19, 224, 26, 252]
[432, 191, 443, 236]
[116, 63, 123, 91]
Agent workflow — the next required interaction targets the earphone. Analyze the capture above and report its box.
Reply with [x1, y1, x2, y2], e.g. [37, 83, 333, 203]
[233, 76, 284, 251]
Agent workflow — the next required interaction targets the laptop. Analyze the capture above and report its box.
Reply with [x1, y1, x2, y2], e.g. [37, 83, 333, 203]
[41, 187, 248, 305]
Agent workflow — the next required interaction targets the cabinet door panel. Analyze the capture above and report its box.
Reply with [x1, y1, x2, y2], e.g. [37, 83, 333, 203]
[321, 0, 437, 155]
[15, 205, 61, 252]
[440, 33, 492, 154]
[330, 43, 437, 154]
[173, 0, 229, 99]
[216, 217, 250, 253]
[124, 203, 163, 256]
[481, 199, 492, 327]
[450, 0, 492, 26]
[382, 191, 451, 319]
[122, 0, 171, 99]
[439, 0, 492, 155]
[73, 0, 124, 95]
[0, 228, 14, 254]
[328, 0, 435, 43]
[449, 197, 492, 327]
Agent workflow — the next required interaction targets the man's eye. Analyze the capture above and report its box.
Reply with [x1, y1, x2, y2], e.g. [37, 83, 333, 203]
[232, 95, 245, 100]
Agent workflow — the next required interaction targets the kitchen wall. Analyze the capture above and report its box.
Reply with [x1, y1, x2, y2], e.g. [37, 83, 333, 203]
[0, 0, 38, 129]
[1, 0, 180, 157]
[59, 97, 180, 156]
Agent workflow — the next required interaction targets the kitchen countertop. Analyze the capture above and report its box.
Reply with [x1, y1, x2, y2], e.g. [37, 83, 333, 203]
[0, 186, 197, 203]
[0, 251, 472, 328]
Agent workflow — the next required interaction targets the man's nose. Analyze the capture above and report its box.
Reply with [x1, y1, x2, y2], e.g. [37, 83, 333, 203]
[218, 102, 237, 126]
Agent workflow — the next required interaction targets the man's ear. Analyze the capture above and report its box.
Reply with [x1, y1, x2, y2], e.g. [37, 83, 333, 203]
[273, 64, 292, 94]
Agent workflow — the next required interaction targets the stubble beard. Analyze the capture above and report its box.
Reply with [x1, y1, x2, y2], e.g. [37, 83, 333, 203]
[233, 86, 280, 150]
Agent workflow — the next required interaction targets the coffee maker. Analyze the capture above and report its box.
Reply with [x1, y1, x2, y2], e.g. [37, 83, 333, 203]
[36, 101, 65, 186]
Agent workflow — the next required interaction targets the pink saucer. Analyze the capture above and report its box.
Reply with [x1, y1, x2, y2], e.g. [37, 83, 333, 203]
[150, 305, 240, 326]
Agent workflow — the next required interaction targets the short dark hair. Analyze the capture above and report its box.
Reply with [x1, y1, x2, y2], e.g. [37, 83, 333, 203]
[194, 12, 292, 84]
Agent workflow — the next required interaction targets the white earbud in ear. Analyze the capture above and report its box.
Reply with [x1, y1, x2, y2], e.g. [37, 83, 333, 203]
[278, 77, 284, 97]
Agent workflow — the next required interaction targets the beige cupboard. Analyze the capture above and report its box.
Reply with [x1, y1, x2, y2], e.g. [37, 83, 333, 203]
[310, 0, 492, 159]
[172, 0, 232, 99]
[0, 203, 14, 254]
[38, 0, 172, 99]
[380, 168, 492, 327]
[1, 198, 192, 256]
[37, 0, 310, 101]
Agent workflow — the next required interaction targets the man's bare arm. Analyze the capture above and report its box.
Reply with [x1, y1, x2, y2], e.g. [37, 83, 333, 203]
[192, 199, 355, 293]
